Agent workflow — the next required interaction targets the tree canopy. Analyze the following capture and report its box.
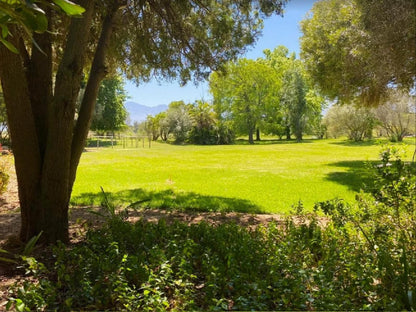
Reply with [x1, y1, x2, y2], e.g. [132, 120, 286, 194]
[210, 58, 279, 144]
[300, 0, 416, 105]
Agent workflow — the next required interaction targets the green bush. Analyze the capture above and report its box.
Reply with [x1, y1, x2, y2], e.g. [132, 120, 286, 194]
[315, 145, 416, 310]
[6, 146, 416, 311]
[0, 162, 9, 195]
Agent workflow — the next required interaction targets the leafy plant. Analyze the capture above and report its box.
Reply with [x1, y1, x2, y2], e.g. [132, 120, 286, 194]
[315, 145, 416, 310]
[0, 161, 9, 195]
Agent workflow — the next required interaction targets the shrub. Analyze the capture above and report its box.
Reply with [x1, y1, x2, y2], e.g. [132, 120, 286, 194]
[0, 161, 9, 195]
[315, 145, 416, 310]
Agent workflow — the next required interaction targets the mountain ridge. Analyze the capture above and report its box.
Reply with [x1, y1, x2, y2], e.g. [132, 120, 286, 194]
[124, 101, 168, 123]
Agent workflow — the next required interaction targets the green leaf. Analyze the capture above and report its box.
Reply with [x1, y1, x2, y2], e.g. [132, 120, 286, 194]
[0, 37, 18, 53]
[53, 0, 85, 16]
[23, 231, 42, 256]
[21, 10, 48, 33]
[15, 299, 25, 312]
[0, 256, 17, 264]
[1, 24, 8, 38]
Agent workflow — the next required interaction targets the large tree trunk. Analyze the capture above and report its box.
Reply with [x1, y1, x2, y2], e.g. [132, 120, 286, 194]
[0, 1, 123, 243]
[0, 30, 42, 241]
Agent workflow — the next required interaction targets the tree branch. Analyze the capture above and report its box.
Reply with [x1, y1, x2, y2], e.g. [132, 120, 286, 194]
[29, 7, 53, 159]
[69, 1, 126, 191]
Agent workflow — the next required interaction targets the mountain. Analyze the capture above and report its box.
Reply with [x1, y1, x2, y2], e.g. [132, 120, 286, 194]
[124, 101, 168, 124]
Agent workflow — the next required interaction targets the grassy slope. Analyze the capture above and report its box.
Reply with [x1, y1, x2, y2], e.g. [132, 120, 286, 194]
[71, 138, 415, 214]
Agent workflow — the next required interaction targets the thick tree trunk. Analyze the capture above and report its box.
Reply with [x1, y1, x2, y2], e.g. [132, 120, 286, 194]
[38, 0, 95, 243]
[256, 128, 261, 141]
[0, 29, 42, 242]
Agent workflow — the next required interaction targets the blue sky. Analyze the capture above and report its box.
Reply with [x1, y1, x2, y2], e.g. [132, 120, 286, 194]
[124, 0, 316, 107]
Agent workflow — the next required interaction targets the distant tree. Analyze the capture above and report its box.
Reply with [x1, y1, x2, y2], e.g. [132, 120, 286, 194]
[144, 115, 160, 141]
[262, 46, 325, 141]
[132, 121, 140, 134]
[163, 101, 192, 144]
[374, 91, 415, 142]
[260, 47, 291, 139]
[90, 76, 128, 134]
[324, 105, 376, 141]
[188, 100, 218, 145]
[157, 112, 169, 142]
[210, 59, 279, 144]
[281, 66, 307, 142]
[304, 89, 327, 139]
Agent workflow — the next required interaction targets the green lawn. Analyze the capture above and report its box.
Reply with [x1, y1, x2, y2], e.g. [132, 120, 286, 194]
[71, 138, 415, 214]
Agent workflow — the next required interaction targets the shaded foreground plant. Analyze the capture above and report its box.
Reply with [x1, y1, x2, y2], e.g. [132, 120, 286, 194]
[0, 160, 9, 195]
[315, 145, 416, 310]
[6, 146, 416, 311]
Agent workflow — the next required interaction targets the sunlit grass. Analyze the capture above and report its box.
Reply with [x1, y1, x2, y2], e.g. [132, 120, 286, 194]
[71, 138, 415, 214]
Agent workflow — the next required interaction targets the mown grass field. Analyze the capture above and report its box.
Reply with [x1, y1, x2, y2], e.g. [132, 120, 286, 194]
[71, 138, 415, 214]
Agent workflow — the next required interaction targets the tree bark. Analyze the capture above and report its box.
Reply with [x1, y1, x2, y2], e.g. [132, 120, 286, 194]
[29, 8, 53, 159]
[0, 29, 42, 242]
[248, 129, 254, 144]
[256, 128, 261, 141]
[38, 0, 95, 243]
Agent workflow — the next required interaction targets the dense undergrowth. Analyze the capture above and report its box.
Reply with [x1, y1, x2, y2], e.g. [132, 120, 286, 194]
[6, 146, 416, 311]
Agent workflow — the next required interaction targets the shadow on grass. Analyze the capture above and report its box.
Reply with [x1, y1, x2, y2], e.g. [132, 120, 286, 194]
[71, 188, 263, 214]
[86, 139, 116, 148]
[325, 160, 377, 192]
[329, 139, 385, 147]
[234, 138, 316, 145]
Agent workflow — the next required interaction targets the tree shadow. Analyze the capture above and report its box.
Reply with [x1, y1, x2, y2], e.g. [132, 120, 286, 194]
[86, 139, 115, 148]
[71, 188, 263, 214]
[0, 210, 20, 244]
[329, 139, 384, 147]
[325, 160, 377, 192]
[234, 138, 316, 145]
